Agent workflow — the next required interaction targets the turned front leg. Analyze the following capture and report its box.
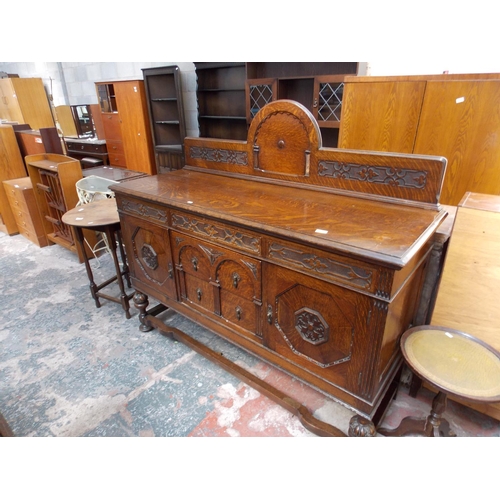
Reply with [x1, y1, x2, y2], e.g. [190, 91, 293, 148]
[134, 292, 154, 332]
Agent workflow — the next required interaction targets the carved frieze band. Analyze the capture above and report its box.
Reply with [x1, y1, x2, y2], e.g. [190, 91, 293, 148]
[189, 146, 248, 166]
[172, 213, 261, 254]
[318, 161, 427, 189]
[121, 199, 168, 223]
[268, 243, 373, 290]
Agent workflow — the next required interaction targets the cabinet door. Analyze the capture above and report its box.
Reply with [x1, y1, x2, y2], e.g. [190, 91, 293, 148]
[338, 80, 425, 152]
[312, 76, 348, 128]
[119, 213, 177, 303]
[262, 262, 377, 397]
[246, 78, 277, 123]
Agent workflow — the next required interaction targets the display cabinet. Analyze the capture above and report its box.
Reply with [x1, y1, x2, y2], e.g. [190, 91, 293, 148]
[246, 62, 358, 147]
[25, 153, 96, 262]
[142, 65, 186, 173]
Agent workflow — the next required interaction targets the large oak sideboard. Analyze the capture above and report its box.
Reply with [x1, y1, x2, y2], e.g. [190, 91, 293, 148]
[111, 100, 448, 433]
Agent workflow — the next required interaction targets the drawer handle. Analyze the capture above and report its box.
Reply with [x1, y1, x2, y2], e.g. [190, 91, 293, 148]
[232, 272, 240, 289]
[191, 257, 198, 271]
[196, 288, 202, 301]
[235, 306, 242, 321]
[267, 304, 273, 325]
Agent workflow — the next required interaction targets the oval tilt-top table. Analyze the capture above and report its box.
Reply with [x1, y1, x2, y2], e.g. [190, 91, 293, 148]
[377, 325, 500, 437]
[62, 198, 134, 319]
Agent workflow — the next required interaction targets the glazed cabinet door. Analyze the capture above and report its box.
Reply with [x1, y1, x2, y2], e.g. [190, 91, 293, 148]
[262, 262, 379, 398]
[171, 230, 262, 340]
[119, 213, 177, 304]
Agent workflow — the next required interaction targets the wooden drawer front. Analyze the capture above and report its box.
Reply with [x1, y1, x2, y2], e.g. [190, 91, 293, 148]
[220, 290, 258, 335]
[107, 140, 126, 167]
[12, 207, 35, 229]
[180, 273, 214, 314]
[117, 197, 169, 228]
[266, 237, 386, 298]
[106, 140, 125, 156]
[5, 190, 28, 213]
[67, 142, 107, 154]
[102, 113, 123, 141]
[171, 210, 262, 256]
[172, 231, 262, 326]
[216, 258, 261, 301]
[108, 153, 127, 168]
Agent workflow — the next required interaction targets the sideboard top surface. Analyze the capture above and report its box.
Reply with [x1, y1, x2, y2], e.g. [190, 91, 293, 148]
[112, 168, 446, 267]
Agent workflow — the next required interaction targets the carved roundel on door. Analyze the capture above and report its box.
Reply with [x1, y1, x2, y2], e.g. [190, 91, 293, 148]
[141, 243, 158, 270]
[295, 307, 329, 345]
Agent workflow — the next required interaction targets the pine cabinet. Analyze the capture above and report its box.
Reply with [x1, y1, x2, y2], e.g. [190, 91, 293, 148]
[95, 80, 155, 175]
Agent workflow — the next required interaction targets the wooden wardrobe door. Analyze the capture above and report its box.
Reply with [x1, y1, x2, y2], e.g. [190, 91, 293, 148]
[114, 81, 155, 175]
[339, 81, 425, 153]
[414, 80, 500, 205]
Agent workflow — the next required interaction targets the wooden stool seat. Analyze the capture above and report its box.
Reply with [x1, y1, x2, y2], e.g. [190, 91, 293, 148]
[378, 326, 500, 437]
[62, 198, 134, 318]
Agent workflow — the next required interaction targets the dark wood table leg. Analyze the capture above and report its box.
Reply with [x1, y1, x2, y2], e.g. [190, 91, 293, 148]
[104, 225, 131, 319]
[116, 229, 132, 289]
[74, 226, 101, 308]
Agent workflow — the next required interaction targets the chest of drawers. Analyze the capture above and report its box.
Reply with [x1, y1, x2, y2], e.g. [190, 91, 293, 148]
[112, 100, 448, 428]
[65, 138, 109, 165]
[3, 177, 48, 247]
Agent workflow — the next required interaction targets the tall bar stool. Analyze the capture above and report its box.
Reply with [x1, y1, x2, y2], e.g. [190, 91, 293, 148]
[62, 198, 134, 319]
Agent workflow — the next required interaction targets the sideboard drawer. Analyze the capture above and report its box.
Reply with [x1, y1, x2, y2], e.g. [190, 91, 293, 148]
[171, 209, 262, 256]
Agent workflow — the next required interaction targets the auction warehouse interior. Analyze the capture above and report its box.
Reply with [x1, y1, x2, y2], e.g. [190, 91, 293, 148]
[1, 61, 500, 440]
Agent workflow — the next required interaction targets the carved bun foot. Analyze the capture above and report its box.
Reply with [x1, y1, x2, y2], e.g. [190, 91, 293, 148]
[348, 415, 376, 437]
[133, 292, 153, 332]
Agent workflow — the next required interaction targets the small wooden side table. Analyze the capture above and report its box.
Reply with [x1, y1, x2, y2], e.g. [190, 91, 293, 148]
[378, 325, 500, 437]
[62, 198, 134, 318]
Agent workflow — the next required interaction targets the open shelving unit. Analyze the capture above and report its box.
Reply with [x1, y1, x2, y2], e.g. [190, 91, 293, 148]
[142, 65, 186, 172]
[194, 62, 247, 141]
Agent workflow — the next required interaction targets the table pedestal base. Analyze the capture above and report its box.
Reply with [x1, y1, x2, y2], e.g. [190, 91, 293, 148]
[377, 390, 456, 437]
